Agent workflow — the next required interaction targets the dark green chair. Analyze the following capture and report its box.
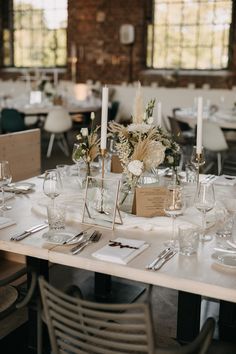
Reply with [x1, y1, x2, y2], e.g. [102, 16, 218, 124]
[1, 108, 26, 133]
[108, 100, 120, 121]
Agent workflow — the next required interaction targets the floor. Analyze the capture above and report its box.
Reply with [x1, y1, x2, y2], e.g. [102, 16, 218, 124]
[1, 126, 236, 353]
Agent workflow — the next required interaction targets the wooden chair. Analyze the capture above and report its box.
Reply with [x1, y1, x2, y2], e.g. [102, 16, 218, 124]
[39, 277, 215, 354]
[0, 128, 41, 182]
[0, 129, 41, 330]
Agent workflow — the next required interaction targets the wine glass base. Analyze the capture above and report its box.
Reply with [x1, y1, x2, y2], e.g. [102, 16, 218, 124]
[200, 234, 213, 242]
[164, 239, 179, 250]
[1, 205, 12, 211]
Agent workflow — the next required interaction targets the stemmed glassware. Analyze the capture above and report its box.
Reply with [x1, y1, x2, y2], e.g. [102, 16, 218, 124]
[72, 143, 82, 177]
[194, 182, 215, 241]
[43, 169, 62, 206]
[164, 185, 185, 249]
[0, 161, 12, 211]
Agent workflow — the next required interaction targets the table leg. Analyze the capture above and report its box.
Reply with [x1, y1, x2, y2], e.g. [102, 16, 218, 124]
[26, 256, 49, 353]
[219, 300, 236, 343]
[81, 272, 146, 303]
[177, 291, 201, 342]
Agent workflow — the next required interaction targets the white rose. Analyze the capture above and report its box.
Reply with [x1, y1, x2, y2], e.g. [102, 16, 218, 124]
[147, 116, 154, 124]
[127, 160, 144, 176]
[90, 112, 95, 120]
[81, 128, 88, 137]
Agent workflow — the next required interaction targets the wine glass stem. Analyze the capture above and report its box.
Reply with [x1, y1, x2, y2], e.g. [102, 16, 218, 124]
[202, 210, 206, 238]
[1, 187, 5, 209]
[171, 215, 176, 243]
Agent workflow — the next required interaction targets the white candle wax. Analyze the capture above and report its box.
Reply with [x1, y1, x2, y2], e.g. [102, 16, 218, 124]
[53, 69, 58, 87]
[71, 43, 77, 58]
[101, 86, 109, 150]
[196, 96, 203, 154]
[157, 101, 162, 127]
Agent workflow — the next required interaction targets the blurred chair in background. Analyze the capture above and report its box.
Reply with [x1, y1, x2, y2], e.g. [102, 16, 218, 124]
[1, 108, 26, 134]
[44, 107, 72, 158]
[202, 121, 228, 175]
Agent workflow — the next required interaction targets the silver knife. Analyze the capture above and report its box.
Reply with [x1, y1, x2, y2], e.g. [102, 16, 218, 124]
[146, 247, 171, 270]
[11, 223, 48, 241]
[62, 231, 85, 245]
[153, 250, 176, 271]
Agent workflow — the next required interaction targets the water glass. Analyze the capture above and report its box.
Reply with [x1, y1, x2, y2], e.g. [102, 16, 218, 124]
[178, 224, 199, 256]
[185, 163, 197, 183]
[47, 204, 66, 231]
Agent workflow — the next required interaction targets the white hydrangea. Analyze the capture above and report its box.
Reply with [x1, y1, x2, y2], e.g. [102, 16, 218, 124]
[128, 160, 144, 176]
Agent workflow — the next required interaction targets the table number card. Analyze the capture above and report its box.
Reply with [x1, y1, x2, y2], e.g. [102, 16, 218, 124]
[133, 187, 168, 217]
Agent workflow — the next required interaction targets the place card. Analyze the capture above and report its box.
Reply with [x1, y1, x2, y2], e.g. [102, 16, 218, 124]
[111, 155, 123, 173]
[82, 176, 123, 230]
[133, 187, 168, 217]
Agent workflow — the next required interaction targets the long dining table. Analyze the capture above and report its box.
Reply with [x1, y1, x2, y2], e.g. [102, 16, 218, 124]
[175, 107, 236, 130]
[1, 175, 236, 351]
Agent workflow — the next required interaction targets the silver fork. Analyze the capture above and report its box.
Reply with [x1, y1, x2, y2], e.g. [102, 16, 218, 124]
[71, 231, 102, 255]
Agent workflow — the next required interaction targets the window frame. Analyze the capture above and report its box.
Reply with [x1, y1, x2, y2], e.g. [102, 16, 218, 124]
[146, 0, 236, 72]
[0, 0, 68, 69]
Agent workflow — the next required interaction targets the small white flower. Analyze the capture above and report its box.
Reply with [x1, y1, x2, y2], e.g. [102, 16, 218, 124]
[90, 112, 95, 120]
[81, 128, 88, 137]
[76, 134, 82, 140]
[167, 155, 174, 164]
[128, 160, 144, 176]
[147, 116, 154, 124]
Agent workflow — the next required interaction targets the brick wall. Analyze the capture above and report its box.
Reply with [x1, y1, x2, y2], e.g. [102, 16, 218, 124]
[67, 0, 236, 88]
[1, 0, 236, 88]
[67, 0, 147, 84]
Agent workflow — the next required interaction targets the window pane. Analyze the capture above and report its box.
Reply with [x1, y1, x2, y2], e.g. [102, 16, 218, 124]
[12, 0, 67, 67]
[148, 0, 232, 70]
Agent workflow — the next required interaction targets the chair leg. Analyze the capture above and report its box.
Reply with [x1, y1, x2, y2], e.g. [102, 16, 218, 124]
[217, 152, 222, 176]
[46, 133, 55, 158]
[57, 133, 70, 157]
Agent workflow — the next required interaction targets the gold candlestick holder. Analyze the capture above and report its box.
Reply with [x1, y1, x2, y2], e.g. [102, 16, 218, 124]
[99, 148, 107, 214]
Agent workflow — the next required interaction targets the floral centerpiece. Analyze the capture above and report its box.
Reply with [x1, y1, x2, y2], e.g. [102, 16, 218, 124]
[72, 112, 100, 176]
[109, 84, 180, 207]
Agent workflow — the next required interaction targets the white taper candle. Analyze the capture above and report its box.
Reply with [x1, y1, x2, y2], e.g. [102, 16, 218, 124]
[196, 96, 203, 154]
[157, 101, 162, 127]
[101, 86, 109, 150]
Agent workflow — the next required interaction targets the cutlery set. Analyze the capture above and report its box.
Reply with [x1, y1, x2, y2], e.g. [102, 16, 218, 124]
[11, 222, 177, 267]
[146, 247, 176, 271]
[71, 230, 102, 255]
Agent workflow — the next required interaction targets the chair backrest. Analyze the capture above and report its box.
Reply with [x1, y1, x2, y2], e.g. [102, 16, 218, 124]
[1, 108, 26, 133]
[39, 277, 155, 354]
[44, 107, 72, 133]
[167, 116, 186, 144]
[202, 121, 228, 152]
[0, 129, 41, 181]
[108, 101, 120, 121]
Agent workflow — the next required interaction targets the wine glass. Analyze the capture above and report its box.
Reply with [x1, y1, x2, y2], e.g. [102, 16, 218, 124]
[194, 182, 215, 241]
[0, 161, 12, 211]
[43, 169, 62, 206]
[72, 143, 82, 176]
[164, 185, 185, 249]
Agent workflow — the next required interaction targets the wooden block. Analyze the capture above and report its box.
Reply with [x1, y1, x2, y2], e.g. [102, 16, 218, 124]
[111, 155, 123, 173]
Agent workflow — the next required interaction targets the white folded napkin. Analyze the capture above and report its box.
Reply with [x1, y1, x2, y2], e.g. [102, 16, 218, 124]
[92, 237, 149, 265]
[214, 175, 236, 186]
[0, 217, 16, 230]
